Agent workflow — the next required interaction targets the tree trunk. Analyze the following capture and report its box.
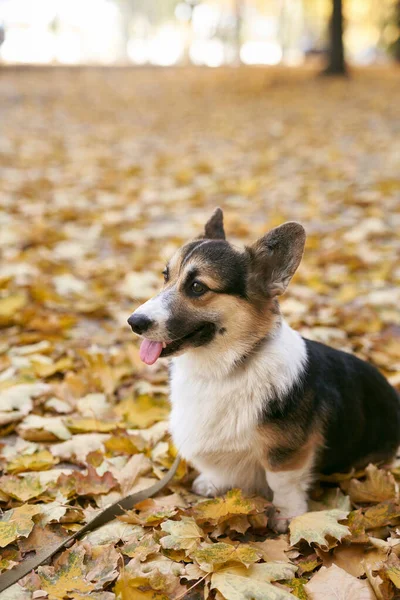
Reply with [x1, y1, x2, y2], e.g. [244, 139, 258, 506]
[233, 0, 243, 66]
[324, 0, 346, 75]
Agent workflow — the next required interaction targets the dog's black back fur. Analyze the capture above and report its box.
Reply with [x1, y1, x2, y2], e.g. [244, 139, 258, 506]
[263, 339, 400, 474]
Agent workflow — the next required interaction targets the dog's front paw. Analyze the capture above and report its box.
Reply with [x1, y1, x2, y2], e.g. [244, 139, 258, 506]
[192, 474, 221, 497]
[269, 510, 290, 534]
[269, 500, 308, 534]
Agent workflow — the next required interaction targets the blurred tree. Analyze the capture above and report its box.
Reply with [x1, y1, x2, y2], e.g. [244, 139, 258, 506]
[114, 0, 178, 61]
[324, 0, 347, 75]
[233, 0, 244, 65]
[0, 21, 5, 50]
[389, 0, 400, 60]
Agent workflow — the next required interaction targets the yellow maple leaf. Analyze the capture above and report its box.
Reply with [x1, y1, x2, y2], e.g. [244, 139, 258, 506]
[116, 394, 169, 429]
[211, 563, 297, 600]
[114, 574, 169, 600]
[0, 504, 42, 547]
[7, 449, 59, 474]
[0, 474, 45, 502]
[289, 510, 350, 550]
[192, 488, 268, 524]
[160, 517, 204, 551]
[38, 545, 94, 599]
[191, 542, 262, 570]
[65, 417, 123, 434]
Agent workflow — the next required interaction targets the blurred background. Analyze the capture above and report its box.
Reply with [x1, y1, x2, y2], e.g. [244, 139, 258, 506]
[0, 0, 399, 393]
[0, 0, 399, 68]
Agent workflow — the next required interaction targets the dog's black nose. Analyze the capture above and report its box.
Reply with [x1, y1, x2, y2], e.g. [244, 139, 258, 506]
[127, 313, 153, 335]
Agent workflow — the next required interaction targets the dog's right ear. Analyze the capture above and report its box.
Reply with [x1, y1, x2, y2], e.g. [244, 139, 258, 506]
[203, 208, 225, 240]
[247, 222, 306, 298]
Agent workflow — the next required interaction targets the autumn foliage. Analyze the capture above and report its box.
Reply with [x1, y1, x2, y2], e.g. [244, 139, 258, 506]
[0, 67, 399, 599]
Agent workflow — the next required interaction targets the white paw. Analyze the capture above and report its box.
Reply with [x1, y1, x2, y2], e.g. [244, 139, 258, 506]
[192, 474, 221, 497]
[269, 510, 290, 534]
[270, 500, 308, 534]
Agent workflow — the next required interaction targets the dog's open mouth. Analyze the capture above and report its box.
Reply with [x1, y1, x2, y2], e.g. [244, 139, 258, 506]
[139, 323, 215, 365]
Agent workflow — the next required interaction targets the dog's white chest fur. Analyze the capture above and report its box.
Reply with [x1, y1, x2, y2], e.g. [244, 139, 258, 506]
[169, 322, 306, 494]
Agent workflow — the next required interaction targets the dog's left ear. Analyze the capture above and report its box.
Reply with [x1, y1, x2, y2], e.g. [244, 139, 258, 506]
[203, 208, 225, 240]
[247, 222, 306, 297]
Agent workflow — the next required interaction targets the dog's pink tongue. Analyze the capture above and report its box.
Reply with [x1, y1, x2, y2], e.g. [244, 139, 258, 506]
[139, 339, 163, 365]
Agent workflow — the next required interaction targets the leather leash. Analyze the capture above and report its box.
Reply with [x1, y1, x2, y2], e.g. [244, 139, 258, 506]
[0, 455, 180, 593]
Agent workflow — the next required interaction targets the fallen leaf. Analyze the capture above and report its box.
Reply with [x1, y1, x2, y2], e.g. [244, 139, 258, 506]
[7, 449, 58, 474]
[121, 533, 160, 561]
[37, 545, 94, 599]
[0, 504, 42, 547]
[191, 542, 262, 570]
[347, 464, 397, 503]
[0, 474, 45, 501]
[114, 573, 169, 600]
[289, 510, 350, 549]
[211, 563, 297, 600]
[0, 583, 31, 599]
[192, 488, 269, 525]
[84, 520, 145, 546]
[18, 524, 69, 553]
[160, 517, 204, 551]
[0, 294, 27, 325]
[57, 465, 119, 497]
[248, 537, 291, 563]
[18, 415, 71, 441]
[85, 544, 121, 588]
[304, 564, 375, 600]
[66, 417, 122, 434]
[115, 395, 169, 429]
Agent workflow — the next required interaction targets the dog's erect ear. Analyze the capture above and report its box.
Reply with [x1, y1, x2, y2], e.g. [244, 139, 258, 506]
[203, 208, 225, 240]
[247, 222, 306, 297]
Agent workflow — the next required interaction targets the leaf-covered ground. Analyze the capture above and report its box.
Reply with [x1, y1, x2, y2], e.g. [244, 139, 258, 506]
[0, 66, 399, 600]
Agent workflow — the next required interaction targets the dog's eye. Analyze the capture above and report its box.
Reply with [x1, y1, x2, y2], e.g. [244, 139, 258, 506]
[162, 268, 169, 282]
[191, 281, 207, 295]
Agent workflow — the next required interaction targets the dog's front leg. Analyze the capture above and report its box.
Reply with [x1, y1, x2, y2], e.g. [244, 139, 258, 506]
[192, 471, 229, 497]
[266, 468, 310, 533]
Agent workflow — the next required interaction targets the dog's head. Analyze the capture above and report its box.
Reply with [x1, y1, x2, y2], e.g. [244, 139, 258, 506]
[128, 209, 305, 366]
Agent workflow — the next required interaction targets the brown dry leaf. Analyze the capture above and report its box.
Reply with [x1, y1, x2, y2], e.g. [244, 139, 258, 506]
[85, 543, 121, 588]
[305, 564, 375, 599]
[18, 524, 69, 554]
[248, 537, 291, 563]
[347, 464, 397, 504]
[322, 543, 385, 577]
[57, 465, 119, 497]
[120, 500, 178, 527]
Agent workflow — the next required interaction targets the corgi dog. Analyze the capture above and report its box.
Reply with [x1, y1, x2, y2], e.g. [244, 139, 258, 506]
[128, 209, 400, 532]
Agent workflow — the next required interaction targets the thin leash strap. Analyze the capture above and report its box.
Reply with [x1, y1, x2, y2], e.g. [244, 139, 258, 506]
[0, 455, 180, 594]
